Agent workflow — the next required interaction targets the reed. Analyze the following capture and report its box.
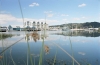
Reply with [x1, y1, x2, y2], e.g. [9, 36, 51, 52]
[27, 40, 34, 65]
[39, 32, 44, 65]
[68, 36, 74, 65]
[52, 46, 57, 65]
[10, 48, 16, 65]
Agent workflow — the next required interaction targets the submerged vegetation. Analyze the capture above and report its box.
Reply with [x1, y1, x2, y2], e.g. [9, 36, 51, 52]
[0, 33, 13, 40]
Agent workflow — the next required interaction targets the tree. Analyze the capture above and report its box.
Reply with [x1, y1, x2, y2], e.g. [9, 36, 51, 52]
[8, 25, 12, 31]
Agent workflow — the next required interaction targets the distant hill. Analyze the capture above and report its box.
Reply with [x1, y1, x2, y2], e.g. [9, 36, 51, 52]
[49, 22, 100, 29]
[82, 22, 100, 28]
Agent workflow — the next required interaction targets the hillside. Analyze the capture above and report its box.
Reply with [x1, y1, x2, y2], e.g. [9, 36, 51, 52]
[49, 22, 100, 29]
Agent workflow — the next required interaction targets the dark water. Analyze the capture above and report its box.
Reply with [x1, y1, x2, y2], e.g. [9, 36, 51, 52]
[0, 31, 100, 65]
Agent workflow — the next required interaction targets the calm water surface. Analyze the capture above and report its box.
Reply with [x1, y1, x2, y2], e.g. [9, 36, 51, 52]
[0, 31, 100, 65]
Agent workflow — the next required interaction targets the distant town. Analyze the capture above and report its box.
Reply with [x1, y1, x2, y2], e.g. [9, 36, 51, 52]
[0, 21, 100, 32]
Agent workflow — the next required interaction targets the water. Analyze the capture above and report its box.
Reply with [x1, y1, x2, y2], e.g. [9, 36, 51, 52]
[0, 31, 100, 65]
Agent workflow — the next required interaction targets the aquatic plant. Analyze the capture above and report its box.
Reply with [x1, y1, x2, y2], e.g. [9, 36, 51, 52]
[0, 56, 2, 59]
[44, 45, 49, 54]
[31, 31, 40, 42]
[69, 36, 75, 65]
[39, 32, 45, 65]
[10, 48, 16, 65]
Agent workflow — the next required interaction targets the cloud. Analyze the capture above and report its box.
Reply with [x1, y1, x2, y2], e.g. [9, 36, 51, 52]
[78, 52, 86, 55]
[47, 14, 54, 17]
[0, 13, 58, 27]
[44, 11, 53, 17]
[0, 21, 6, 24]
[37, 19, 58, 24]
[73, 18, 80, 21]
[78, 3, 86, 7]
[29, 2, 39, 7]
[82, 16, 85, 19]
[0, 14, 16, 22]
[61, 14, 69, 16]
[81, 16, 88, 19]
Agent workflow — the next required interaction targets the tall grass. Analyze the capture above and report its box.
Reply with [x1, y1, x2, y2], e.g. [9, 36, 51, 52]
[10, 48, 16, 65]
[52, 46, 57, 65]
[68, 36, 74, 65]
[27, 38, 34, 65]
[39, 25, 46, 65]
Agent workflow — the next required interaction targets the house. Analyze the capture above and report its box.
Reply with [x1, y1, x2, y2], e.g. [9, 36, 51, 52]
[0, 27, 7, 32]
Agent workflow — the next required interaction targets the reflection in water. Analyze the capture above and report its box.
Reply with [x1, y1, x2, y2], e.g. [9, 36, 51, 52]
[44, 45, 49, 54]
[31, 54, 39, 57]
[0, 31, 99, 65]
[25, 34, 30, 41]
[53, 31, 100, 37]
[41, 33, 48, 39]
[78, 52, 86, 55]
[0, 33, 13, 40]
[17, 34, 20, 36]
[25, 31, 40, 42]
[46, 58, 67, 65]
[25, 31, 48, 42]
[0, 56, 2, 59]
[31, 31, 40, 42]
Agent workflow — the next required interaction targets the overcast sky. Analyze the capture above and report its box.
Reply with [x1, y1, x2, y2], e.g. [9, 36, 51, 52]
[0, 0, 100, 27]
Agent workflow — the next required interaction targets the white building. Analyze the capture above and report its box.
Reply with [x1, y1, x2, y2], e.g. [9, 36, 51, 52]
[25, 21, 49, 31]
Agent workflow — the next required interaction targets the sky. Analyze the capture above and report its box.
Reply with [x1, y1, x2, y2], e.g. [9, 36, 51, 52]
[0, 0, 100, 27]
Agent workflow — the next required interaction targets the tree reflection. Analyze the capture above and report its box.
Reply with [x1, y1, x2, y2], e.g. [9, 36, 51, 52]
[53, 31, 100, 37]
[0, 34, 13, 40]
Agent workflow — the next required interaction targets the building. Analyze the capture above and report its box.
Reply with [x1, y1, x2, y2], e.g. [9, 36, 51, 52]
[44, 22, 49, 30]
[41, 22, 44, 30]
[16, 26, 20, 31]
[23, 21, 49, 31]
[37, 22, 40, 31]
[32, 21, 37, 31]
[0, 26, 7, 32]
